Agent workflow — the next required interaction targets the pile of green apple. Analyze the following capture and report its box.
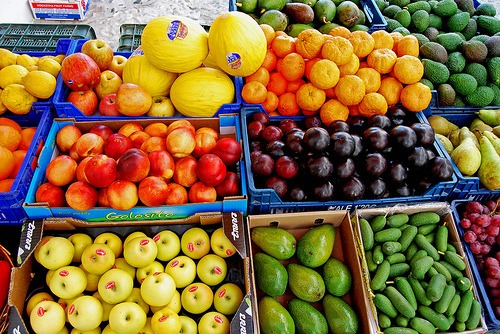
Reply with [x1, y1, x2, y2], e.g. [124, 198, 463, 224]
[27, 226, 243, 334]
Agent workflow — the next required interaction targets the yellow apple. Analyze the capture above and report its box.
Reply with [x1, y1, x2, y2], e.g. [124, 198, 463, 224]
[67, 295, 103, 331]
[213, 283, 244, 315]
[49, 266, 87, 299]
[35, 236, 75, 270]
[136, 260, 164, 283]
[108, 302, 147, 334]
[140, 272, 176, 307]
[196, 254, 227, 286]
[198, 312, 230, 334]
[123, 231, 147, 245]
[92, 291, 114, 322]
[112, 257, 136, 279]
[179, 315, 198, 334]
[153, 230, 180, 262]
[150, 306, 181, 334]
[180, 227, 210, 260]
[26, 292, 54, 316]
[94, 232, 123, 258]
[81, 243, 116, 275]
[30, 300, 66, 334]
[165, 255, 196, 288]
[180, 282, 213, 314]
[125, 287, 149, 315]
[97, 268, 134, 304]
[210, 227, 237, 258]
[68, 233, 93, 263]
[79, 264, 101, 292]
[123, 236, 157, 268]
[108, 55, 128, 78]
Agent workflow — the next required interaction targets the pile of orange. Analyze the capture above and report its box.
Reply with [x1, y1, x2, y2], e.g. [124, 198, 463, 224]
[241, 26, 432, 126]
[0, 118, 39, 193]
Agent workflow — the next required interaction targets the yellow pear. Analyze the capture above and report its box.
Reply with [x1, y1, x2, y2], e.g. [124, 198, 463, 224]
[1, 84, 37, 115]
[0, 65, 29, 89]
[22, 70, 57, 99]
[0, 48, 17, 69]
[38, 57, 62, 77]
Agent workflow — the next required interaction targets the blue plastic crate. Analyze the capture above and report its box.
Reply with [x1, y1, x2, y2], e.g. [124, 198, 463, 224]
[241, 106, 457, 214]
[53, 39, 242, 121]
[430, 90, 500, 114]
[424, 112, 500, 199]
[0, 106, 53, 224]
[451, 195, 500, 330]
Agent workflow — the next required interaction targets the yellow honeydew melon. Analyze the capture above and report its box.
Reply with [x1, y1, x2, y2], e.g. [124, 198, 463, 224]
[170, 67, 235, 117]
[141, 15, 209, 73]
[122, 54, 177, 97]
[208, 11, 267, 77]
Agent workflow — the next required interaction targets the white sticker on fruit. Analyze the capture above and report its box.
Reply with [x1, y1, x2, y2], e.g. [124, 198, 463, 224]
[226, 53, 242, 70]
[167, 20, 188, 41]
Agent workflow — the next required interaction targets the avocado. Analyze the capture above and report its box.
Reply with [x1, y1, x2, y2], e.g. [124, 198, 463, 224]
[323, 257, 352, 296]
[394, 9, 411, 28]
[410, 9, 430, 32]
[323, 294, 360, 334]
[470, 34, 490, 43]
[488, 57, 500, 86]
[297, 224, 336, 268]
[287, 263, 326, 302]
[386, 18, 403, 32]
[422, 58, 450, 84]
[423, 26, 440, 41]
[259, 9, 289, 31]
[449, 73, 478, 95]
[476, 15, 500, 35]
[419, 78, 435, 90]
[464, 62, 488, 86]
[461, 19, 477, 40]
[485, 36, 500, 57]
[314, 0, 337, 24]
[236, 0, 258, 13]
[406, 1, 431, 14]
[259, 296, 295, 334]
[435, 32, 463, 52]
[393, 26, 410, 36]
[428, 13, 443, 29]
[413, 33, 431, 46]
[285, 2, 315, 23]
[437, 83, 456, 106]
[253, 252, 288, 296]
[420, 41, 448, 63]
[251, 226, 296, 260]
[318, 22, 340, 33]
[356, 8, 366, 24]
[336, 0, 360, 28]
[389, 0, 410, 7]
[475, 3, 496, 16]
[453, 95, 467, 106]
[487, 83, 500, 105]
[432, 0, 458, 16]
[454, 0, 475, 15]
[446, 11, 470, 31]
[375, 0, 388, 12]
[446, 51, 466, 73]
[288, 299, 329, 334]
[461, 40, 488, 63]
[466, 86, 495, 106]
[259, 0, 287, 11]
[286, 23, 314, 36]
[383, 4, 402, 18]
[293, 0, 318, 7]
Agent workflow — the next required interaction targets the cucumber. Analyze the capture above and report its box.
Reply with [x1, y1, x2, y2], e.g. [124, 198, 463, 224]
[389, 263, 410, 278]
[426, 273, 446, 302]
[405, 243, 418, 261]
[409, 212, 441, 226]
[440, 261, 463, 280]
[374, 293, 398, 318]
[359, 217, 374, 251]
[378, 312, 392, 328]
[371, 260, 390, 291]
[432, 261, 452, 282]
[396, 315, 409, 327]
[435, 284, 456, 314]
[414, 234, 440, 261]
[456, 276, 471, 292]
[409, 249, 428, 268]
[455, 322, 466, 331]
[409, 317, 436, 334]
[375, 228, 402, 243]
[444, 250, 466, 271]
[465, 299, 481, 329]
[398, 225, 418, 252]
[446, 293, 461, 316]
[426, 266, 438, 278]
[408, 276, 432, 306]
[387, 252, 406, 264]
[386, 286, 416, 318]
[388, 213, 410, 227]
[373, 245, 384, 264]
[418, 305, 451, 331]
[456, 290, 473, 323]
[435, 225, 448, 253]
[395, 277, 417, 311]
[425, 232, 436, 244]
[418, 224, 438, 236]
[366, 250, 378, 272]
[447, 243, 457, 253]
[383, 327, 418, 334]
[371, 215, 387, 233]
[411, 256, 434, 280]
[383, 241, 402, 255]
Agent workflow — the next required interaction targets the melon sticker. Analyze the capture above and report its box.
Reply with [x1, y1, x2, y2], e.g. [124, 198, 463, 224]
[226, 53, 242, 70]
[167, 20, 189, 41]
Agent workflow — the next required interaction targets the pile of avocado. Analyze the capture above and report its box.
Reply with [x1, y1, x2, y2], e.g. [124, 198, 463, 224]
[236, 0, 373, 36]
[378, 0, 500, 107]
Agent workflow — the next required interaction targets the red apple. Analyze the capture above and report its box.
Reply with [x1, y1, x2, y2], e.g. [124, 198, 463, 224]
[61, 52, 101, 91]
[84, 154, 118, 188]
[81, 39, 114, 71]
[67, 90, 98, 116]
[99, 93, 120, 116]
[89, 124, 113, 141]
[149, 150, 175, 181]
[215, 172, 240, 197]
[104, 133, 133, 160]
[117, 148, 150, 183]
[95, 70, 122, 99]
[212, 138, 242, 166]
[108, 55, 127, 78]
[115, 83, 152, 117]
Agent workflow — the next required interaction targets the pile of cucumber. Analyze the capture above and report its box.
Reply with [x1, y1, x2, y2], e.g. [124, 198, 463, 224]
[359, 211, 482, 333]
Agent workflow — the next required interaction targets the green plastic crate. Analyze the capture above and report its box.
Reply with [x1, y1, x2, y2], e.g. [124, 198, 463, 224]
[0, 24, 96, 52]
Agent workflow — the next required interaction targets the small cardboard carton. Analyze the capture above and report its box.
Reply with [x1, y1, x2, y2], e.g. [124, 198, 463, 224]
[247, 210, 377, 333]
[6, 212, 254, 333]
[352, 202, 488, 334]
[29, 0, 90, 20]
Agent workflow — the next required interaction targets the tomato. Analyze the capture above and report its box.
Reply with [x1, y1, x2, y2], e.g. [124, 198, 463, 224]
[0, 260, 10, 307]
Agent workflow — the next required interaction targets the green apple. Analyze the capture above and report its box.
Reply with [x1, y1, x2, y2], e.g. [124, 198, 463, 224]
[181, 227, 210, 259]
[98, 268, 134, 304]
[165, 255, 196, 288]
[123, 231, 147, 246]
[109, 302, 147, 334]
[153, 230, 181, 262]
[138, 317, 154, 334]
[136, 260, 164, 283]
[140, 272, 176, 307]
[68, 233, 93, 263]
[26, 292, 54, 316]
[150, 306, 181, 334]
[123, 236, 158, 268]
[210, 227, 237, 258]
[94, 232, 123, 258]
[179, 315, 198, 334]
[35, 236, 75, 270]
[125, 287, 149, 315]
[180, 282, 213, 314]
[67, 295, 103, 331]
[112, 257, 136, 279]
[92, 291, 114, 322]
[45, 269, 55, 287]
[57, 294, 83, 322]
[196, 254, 227, 286]
[166, 289, 181, 313]
[198, 312, 230, 334]
[81, 243, 116, 275]
[213, 283, 244, 315]
[101, 324, 118, 334]
[49, 265, 87, 299]
[70, 327, 101, 334]
[79, 264, 101, 292]
[30, 300, 66, 334]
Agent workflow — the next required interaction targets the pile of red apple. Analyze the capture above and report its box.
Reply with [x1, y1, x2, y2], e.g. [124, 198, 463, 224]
[28, 225, 242, 334]
[35, 119, 242, 211]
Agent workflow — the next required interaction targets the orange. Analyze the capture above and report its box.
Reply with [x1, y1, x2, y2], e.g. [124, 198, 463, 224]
[0, 125, 21, 151]
[9, 150, 27, 179]
[358, 92, 388, 117]
[245, 66, 270, 86]
[334, 75, 366, 106]
[400, 82, 432, 112]
[397, 35, 420, 57]
[325, 87, 336, 98]
[356, 67, 381, 93]
[372, 30, 394, 50]
[262, 91, 279, 113]
[260, 24, 276, 46]
[287, 79, 306, 93]
[296, 83, 326, 111]
[267, 72, 288, 96]
[0, 147, 14, 181]
[366, 48, 397, 74]
[321, 36, 354, 66]
[359, 61, 369, 69]
[295, 29, 325, 59]
[348, 104, 361, 116]
[305, 58, 321, 81]
[18, 127, 37, 151]
[241, 81, 267, 104]
[0, 179, 14, 192]
[390, 31, 404, 53]
[338, 53, 360, 77]
[348, 30, 375, 58]
[378, 76, 403, 106]
[329, 26, 351, 38]
[393, 55, 424, 84]
[272, 35, 296, 58]
[261, 49, 278, 72]
[320, 99, 349, 126]
[309, 59, 340, 90]
[279, 53, 306, 82]
[277, 92, 300, 116]
[0, 118, 22, 132]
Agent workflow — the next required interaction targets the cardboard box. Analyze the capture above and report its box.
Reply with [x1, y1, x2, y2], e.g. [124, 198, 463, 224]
[23, 115, 248, 221]
[7, 212, 254, 333]
[29, 0, 90, 20]
[352, 202, 488, 334]
[247, 210, 377, 333]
